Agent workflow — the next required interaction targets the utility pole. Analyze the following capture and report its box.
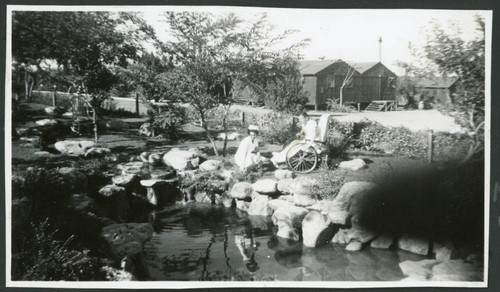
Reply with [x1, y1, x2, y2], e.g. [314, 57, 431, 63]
[378, 36, 382, 63]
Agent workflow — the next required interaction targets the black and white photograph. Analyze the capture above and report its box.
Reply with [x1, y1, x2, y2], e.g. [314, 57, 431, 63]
[5, 4, 491, 289]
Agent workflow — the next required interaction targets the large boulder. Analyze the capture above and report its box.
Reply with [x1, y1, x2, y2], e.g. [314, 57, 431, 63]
[55, 140, 96, 156]
[162, 148, 199, 170]
[432, 240, 456, 261]
[253, 179, 278, 195]
[338, 158, 366, 171]
[236, 200, 251, 212]
[230, 182, 253, 200]
[397, 234, 430, 256]
[272, 205, 308, 241]
[327, 210, 350, 225]
[332, 181, 379, 215]
[220, 193, 234, 208]
[301, 211, 335, 248]
[248, 194, 272, 216]
[345, 240, 363, 251]
[346, 227, 378, 244]
[431, 259, 483, 281]
[293, 194, 317, 207]
[199, 160, 222, 172]
[331, 228, 350, 244]
[267, 199, 293, 211]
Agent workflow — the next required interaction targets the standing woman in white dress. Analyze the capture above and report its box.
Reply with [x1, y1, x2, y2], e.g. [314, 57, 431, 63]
[234, 125, 262, 171]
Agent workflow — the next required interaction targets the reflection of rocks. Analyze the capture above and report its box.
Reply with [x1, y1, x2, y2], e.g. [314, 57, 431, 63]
[301, 211, 335, 248]
[397, 234, 430, 256]
[369, 232, 394, 249]
[399, 259, 440, 280]
[248, 215, 270, 231]
[432, 240, 455, 261]
[267, 237, 303, 269]
[372, 248, 405, 281]
[431, 259, 483, 281]
[345, 250, 379, 281]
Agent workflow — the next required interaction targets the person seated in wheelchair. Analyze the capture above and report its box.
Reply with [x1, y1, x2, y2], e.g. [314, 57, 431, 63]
[271, 112, 319, 168]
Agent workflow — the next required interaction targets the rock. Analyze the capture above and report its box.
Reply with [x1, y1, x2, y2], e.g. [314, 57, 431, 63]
[35, 118, 58, 126]
[272, 205, 309, 229]
[62, 112, 73, 118]
[112, 174, 138, 187]
[253, 179, 278, 195]
[274, 169, 294, 180]
[148, 153, 163, 166]
[100, 223, 154, 258]
[301, 211, 335, 248]
[12, 197, 32, 227]
[139, 152, 151, 163]
[399, 259, 440, 280]
[230, 182, 253, 199]
[102, 266, 136, 281]
[236, 200, 250, 212]
[279, 195, 294, 203]
[333, 181, 379, 215]
[199, 160, 222, 172]
[221, 169, 235, 181]
[98, 185, 129, 219]
[84, 147, 111, 158]
[248, 194, 272, 216]
[327, 210, 350, 225]
[293, 194, 317, 207]
[194, 192, 211, 204]
[99, 184, 126, 198]
[267, 199, 293, 211]
[398, 234, 430, 256]
[431, 260, 483, 281]
[370, 233, 395, 249]
[338, 158, 366, 171]
[162, 148, 199, 170]
[345, 241, 363, 251]
[140, 179, 169, 205]
[432, 240, 455, 261]
[277, 176, 319, 196]
[220, 193, 234, 208]
[216, 132, 241, 141]
[54, 140, 96, 156]
[331, 228, 350, 244]
[61, 193, 95, 213]
[139, 123, 152, 137]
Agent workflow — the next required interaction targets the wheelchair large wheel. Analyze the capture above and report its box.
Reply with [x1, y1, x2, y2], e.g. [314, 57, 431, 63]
[286, 144, 318, 173]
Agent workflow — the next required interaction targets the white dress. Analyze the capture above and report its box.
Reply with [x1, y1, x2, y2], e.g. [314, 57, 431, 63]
[234, 136, 261, 170]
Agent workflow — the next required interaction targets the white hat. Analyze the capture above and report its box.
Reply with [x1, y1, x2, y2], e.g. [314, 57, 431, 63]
[248, 125, 259, 131]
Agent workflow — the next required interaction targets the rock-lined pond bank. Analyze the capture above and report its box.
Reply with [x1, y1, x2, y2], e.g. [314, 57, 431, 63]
[11, 144, 484, 281]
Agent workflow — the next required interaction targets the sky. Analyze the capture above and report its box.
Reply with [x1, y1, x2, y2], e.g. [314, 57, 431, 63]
[140, 6, 491, 76]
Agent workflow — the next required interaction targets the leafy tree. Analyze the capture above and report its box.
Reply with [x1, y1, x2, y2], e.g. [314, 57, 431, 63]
[160, 12, 309, 156]
[12, 11, 155, 141]
[420, 15, 485, 162]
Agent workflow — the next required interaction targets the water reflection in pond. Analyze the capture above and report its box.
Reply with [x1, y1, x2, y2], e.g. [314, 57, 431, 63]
[144, 204, 421, 281]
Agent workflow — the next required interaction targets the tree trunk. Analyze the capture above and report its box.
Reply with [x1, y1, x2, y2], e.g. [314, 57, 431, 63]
[200, 113, 219, 156]
[222, 106, 230, 157]
[93, 107, 98, 143]
[24, 70, 29, 101]
[340, 85, 345, 105]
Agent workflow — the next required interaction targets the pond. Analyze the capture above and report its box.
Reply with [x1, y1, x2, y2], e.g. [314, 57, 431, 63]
[143, 203, 426, 281]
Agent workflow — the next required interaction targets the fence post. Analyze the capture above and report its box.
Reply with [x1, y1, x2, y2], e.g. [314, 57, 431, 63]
[135, 92, 140, 117]
[52, 85, 57, 107]
[240, 112, 245, 126]
[427, 130, 434, 163]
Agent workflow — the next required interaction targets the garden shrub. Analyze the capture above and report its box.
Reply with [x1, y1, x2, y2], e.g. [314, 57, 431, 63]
[180, 171, 229, 200]
[12, 219, 106, 281]
[306, 169, 348, 201]
[245, 111, 298, 145]
[151, 104, 187, 138]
